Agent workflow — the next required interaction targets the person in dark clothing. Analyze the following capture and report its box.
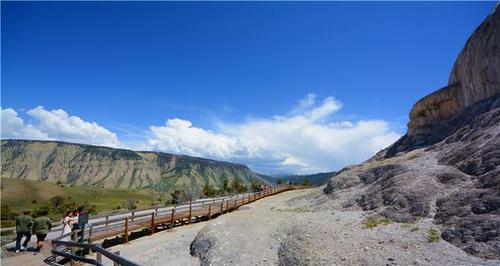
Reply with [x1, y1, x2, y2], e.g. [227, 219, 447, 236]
[33, 210, 52, 252]
[76, 206, 89, 242]
[15, 211, 33, 253]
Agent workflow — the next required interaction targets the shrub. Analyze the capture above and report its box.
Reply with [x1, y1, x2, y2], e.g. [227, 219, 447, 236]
[34, 205, 51, 217]
[203, 184, 218, 198]
[303, 177, 311, 186]
[276, 178, 284, 185]
[49, 195, 65, 208]
[87, 205, 97, 215]
[124, 198, 138, 210]
[222, 179, 230, 194]
[170, 189, 188, 205]
[428, 228, 441, 243]
[60, 201, 79, 214]
[363, 217, 392, 229]
[1, 205, 17, 220]
[32, 199, 38, 204]
[231, 179, 247, 194]
[251, 180, 262, 192]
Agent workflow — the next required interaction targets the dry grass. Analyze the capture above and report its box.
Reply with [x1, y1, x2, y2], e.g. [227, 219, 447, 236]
[428, 228, 441, 243]
[363, 216, 393, 229]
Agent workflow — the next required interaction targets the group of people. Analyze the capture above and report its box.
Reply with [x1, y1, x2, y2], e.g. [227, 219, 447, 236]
[14, 210, 52, 253]
[61, 206, 88, 242]
[14, 206, 88, 253]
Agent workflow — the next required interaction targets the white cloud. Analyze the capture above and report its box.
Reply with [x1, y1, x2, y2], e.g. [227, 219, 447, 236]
[2, 94, 401, 174]
[146, 118, 241, 159]
[1, 106, 121, 148]
[145, 94, 400, 173]
[1, 108, 49, 140]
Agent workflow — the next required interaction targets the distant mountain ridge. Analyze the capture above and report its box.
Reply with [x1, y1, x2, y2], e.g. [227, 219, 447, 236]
[260, 172, 335, 186]
[0, 139, 267, 195]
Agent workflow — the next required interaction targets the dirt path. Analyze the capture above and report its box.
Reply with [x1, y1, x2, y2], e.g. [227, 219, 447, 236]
[103, 189, 309, 266]
[102, 223, 205, 266]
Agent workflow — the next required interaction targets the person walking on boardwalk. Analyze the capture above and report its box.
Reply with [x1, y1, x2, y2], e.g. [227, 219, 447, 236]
[75, 206, 89, 242]
[33, 210, 52, 252]
[15, 210, 33, 253]
[61, 211, 77, 241]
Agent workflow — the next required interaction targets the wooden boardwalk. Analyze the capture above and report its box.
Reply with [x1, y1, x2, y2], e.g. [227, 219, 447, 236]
[1, 185, 302, 266]
[40, 185, 299, 266]
[86, 185, 295, 244]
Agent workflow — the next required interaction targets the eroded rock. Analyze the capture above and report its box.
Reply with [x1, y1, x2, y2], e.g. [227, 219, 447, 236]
[323, 5, 500, 259]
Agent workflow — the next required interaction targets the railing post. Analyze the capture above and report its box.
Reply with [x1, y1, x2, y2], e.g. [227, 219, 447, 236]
[69, 231, 77, 266]
[113, 251, 120, 266]
[188, 201, 192, 224]
[124, 218, 129, 243]
[170, 207, 175, 226]
[88, 226, 94, 254]
[208, 204, 211, 220]
[131, 211, 135, 221]
[234, 199, 237, 210]
[226, 201, 229, 213]
[96, 252, 102, 264]
[150, 212, 155, 235]
[105, 215, 109, 227]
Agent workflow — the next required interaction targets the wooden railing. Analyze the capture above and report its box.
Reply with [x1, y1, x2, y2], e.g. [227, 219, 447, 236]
[47, 237, 139, 266]
[48, 185, 298, 265]
[85, 185, 295, 244]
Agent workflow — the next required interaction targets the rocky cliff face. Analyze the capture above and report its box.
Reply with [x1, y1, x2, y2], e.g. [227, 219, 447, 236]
[408, 5, 499, 138]
[0, 140, 265, 194]
[324, 5, 500, 259]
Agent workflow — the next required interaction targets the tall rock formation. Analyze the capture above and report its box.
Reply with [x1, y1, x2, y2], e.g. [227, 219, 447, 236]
[324, 5, 500, 259]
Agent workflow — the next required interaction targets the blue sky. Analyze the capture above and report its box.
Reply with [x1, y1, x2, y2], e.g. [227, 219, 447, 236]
[1, 1, 496, 174]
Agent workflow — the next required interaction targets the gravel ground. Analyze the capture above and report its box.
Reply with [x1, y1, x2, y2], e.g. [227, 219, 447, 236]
[104, 189, 500, 266]
[102, 223, 206, 266]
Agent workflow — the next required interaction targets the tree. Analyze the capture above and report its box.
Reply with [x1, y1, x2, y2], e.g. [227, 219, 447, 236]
[251, 180, 262, 192]
[34, 205, 50, 217]
[222, 179, 230, 194]
[170, 189, 188, 205]
[231, 179, 247, 194]
[87, 205, 98, 215]
[276, 178, 284, 185]
[303, 177, 311, 186]
[1, 205, 15, 220]
[124, 198, 138, 210]
[61, 201, 79, 214]
[49, 195, 65, 208]
[203, 184, 218, 198]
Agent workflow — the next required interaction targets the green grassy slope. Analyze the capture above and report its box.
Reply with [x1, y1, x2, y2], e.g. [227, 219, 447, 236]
[0, 178, 162, 227]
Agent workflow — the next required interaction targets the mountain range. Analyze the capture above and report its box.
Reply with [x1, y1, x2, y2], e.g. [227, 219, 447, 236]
[0, 139, 267, 196]
[260, 172, 335, 186]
